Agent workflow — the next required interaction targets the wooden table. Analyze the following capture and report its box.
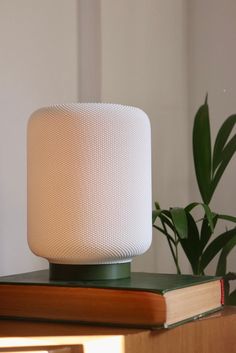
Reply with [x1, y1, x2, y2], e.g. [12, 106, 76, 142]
[0, 306, 235, 353]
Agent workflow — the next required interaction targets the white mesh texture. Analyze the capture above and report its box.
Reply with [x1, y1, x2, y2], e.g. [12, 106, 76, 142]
[27, 103, 152, 264]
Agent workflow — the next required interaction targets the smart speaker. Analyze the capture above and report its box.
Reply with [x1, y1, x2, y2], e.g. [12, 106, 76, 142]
[27, 103, 152, 280]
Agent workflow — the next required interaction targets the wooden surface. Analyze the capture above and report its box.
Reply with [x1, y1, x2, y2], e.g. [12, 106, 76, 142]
[0, 306, 236, 353]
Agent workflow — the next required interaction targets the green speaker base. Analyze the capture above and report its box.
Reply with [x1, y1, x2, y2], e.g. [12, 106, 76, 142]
[49, 262, 131, 281]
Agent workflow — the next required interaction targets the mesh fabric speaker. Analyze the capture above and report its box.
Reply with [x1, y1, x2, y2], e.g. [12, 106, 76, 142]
[27, 103, 152, 269]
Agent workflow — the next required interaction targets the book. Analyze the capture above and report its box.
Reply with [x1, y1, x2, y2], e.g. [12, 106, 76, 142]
[0, 270, 224, 328]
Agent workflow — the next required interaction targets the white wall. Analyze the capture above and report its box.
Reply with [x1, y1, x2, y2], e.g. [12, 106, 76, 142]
[0, 0, 79, 275]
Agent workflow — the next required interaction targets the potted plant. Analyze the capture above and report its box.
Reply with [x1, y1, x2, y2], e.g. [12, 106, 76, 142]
[152, 95, 236, 304]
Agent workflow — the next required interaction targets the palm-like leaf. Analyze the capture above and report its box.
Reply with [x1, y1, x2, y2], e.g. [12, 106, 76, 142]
[200, 228, 236, 271]
[153, 97, 236, 281]
[193, 98, 236, 205]
[218, 214, 236, 222]
[211, 134, 236, 196]
[213, 114, 236, 172]
[227, 288, 236, 305]
[193, 96, 212, 204]
[200, 214, 218, 252]
[170, 208, 188, 239]
[185, 202, 214, 232]
[177, 212, 201, 274]
[216, 231, 236, 276]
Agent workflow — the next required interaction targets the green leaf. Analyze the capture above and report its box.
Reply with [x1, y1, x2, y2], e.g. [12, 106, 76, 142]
[218, 214, 236, 223]
[213, 114, 236, 173]
[185, 202, 215, 232]
[192, 98, 212, 204]
[152, 209, 160, 224]
[200, 228, 236, 271]
[216, 232, 236, 276]
[224, 272, 236, 281]
[154, 202, 160, 210]
[211, 134, 236, 196]
[170, 207, 188, 239]
[201, 204, 214, 232]
[185, 202, 200, 213]
[158, 210, 176, 231]
[200, 213, 218, 251]
[152, 209, 177, 234]
[227, 288, 236, 305]
[177, 212, 200, 274]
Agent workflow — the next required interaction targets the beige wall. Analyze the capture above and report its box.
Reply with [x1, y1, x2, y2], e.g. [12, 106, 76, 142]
[1, 0, 235, 276]
[188, 0, 236, 273]
[100, 0, 190, 272]
[0, 0, 78, 275]
[79, 0, 236, 274]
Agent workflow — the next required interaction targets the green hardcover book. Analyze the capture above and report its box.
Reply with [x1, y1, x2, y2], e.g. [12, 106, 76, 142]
[0, 270, 224, 328]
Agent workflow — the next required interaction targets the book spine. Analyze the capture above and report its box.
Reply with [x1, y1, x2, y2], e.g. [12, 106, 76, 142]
[220, 279, 225, 305]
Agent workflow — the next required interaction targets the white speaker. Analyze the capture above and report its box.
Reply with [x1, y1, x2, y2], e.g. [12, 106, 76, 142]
[27, 103, 152, 280]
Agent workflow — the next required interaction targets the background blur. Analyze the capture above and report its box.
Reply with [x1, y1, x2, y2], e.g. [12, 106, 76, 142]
[0, 0, 235, 275]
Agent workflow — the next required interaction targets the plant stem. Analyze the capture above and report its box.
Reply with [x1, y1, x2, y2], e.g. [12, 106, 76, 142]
[174, 232, 179, 271]
[153, 225, 176, 244]
[160, 220, 181, 274]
